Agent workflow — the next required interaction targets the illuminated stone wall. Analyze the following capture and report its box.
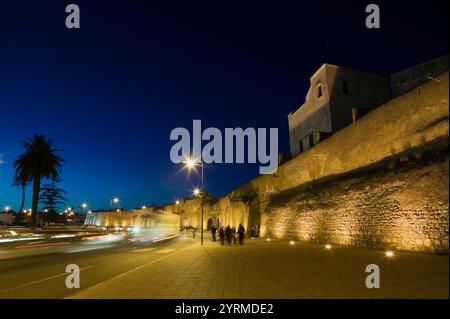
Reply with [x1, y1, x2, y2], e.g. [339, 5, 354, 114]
[163, 72, 449, 253]
[219, 72, 448, 253]
[164, 196, 219, 230]
[263, 147, 449, 253]
[85, 208, 180, 232]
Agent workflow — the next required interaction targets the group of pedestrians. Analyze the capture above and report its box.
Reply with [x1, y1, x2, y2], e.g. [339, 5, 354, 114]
[210, 224, 246, 245]
[185, 223, 260, 245]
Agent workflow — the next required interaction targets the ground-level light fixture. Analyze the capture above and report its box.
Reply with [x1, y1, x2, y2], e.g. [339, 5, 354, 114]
[385, 250, 394, 257]
[325, 244, 332, 250]
[266, 238, 271, 242]
[289, 240, 295, 245]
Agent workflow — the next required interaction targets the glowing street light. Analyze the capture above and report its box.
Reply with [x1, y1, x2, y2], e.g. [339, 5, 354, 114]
[325, 244, 332, 250]
[81, 202, 88, 210]
[175, 200, 180, 205]
[184, 158, 198, 170]
[4, 206, 11, 212]
[193, 188, 200, 196]
[385, 250, 394, 257]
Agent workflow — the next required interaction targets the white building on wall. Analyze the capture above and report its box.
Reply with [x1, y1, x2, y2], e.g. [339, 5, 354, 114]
[288, 63, 391, 156]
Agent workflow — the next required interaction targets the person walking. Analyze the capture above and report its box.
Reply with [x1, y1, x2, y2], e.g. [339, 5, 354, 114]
[238, 224, 245, 245]
[211, 224, 217, 242]
[250, 225, 255, 238]
[219, 226, 225, 245]
[232, 227, 237, 245]
[225, 225, 232, 245]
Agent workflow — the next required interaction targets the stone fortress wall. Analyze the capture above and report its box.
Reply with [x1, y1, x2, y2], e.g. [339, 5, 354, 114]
[87, 58, 449, 254]
[165, 67, 449, 254]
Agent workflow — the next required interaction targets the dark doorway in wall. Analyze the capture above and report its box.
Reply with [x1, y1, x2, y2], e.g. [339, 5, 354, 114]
[309, 134, 314, 148]
[207, 218, 213, 230]
[247, 197, 261, 231]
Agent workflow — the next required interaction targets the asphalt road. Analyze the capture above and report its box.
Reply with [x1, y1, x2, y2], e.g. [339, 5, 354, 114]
[0, 234, 196, 299]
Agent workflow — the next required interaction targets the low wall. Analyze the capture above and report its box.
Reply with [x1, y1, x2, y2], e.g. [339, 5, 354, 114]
[85, 208, 180, 232]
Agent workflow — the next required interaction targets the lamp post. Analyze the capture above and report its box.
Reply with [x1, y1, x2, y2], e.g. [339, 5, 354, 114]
[110, 197, 120, 228]
[184, 158, 205, 245]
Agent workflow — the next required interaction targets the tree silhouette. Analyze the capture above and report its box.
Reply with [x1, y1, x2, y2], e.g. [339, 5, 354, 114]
[12, 173, 30, 214]
[13, 134, 64, 227]
[40, 178, 67, 226]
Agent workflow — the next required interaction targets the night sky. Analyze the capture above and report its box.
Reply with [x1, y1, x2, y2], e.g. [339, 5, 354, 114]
[0, 0, 448, 211]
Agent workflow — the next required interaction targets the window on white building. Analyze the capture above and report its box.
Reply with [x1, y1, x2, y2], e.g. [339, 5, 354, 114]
[317, 84, 323, 98]
[342, 81, 349, 94]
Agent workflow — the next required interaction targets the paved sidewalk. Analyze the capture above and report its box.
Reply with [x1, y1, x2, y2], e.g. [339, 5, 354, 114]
[68, 237, 449, 299]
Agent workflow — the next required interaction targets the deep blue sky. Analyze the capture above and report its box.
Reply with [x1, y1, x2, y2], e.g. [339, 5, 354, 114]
[0, 0, 448, 211]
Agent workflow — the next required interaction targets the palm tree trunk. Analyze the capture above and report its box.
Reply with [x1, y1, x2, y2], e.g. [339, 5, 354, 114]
[31, 175, 41, 228]
[19, 182, 26, 214]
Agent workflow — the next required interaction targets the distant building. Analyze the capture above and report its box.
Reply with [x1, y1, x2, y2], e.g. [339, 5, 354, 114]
[288, 64, 391, 156]
[0, 213, 15, 225]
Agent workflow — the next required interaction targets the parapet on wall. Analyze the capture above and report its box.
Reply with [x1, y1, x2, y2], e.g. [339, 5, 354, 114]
[390, 54, 449, 98]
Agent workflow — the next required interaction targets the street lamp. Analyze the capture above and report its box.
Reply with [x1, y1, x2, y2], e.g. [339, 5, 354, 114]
[4, 206, 10, 212]
[183, 157, 205, 245]
[112, 197, 120, 206]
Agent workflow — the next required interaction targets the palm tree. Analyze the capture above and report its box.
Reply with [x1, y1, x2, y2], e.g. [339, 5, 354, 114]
[12, 173, 29, 214]
[13, 134, 64, 227]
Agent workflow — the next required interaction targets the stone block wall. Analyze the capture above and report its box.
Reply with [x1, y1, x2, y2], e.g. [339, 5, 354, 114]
[263, 147, 449, 254]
